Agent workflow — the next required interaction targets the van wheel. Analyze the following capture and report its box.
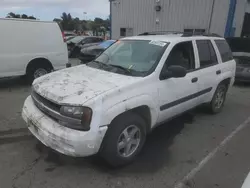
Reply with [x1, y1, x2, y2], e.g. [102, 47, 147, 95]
[208, 84, 227, 114]
[27, 64, 52, 84]
[100, 112, 146, 167]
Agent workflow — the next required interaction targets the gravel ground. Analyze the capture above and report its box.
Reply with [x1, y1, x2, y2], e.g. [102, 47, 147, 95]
[0, 62, 250, 188]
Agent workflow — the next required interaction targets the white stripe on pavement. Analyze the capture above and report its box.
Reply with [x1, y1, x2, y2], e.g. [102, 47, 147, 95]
[174, 116, 250, 188]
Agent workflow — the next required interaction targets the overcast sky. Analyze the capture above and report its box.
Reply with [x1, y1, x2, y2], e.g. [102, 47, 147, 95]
[0, 0, 110, 20]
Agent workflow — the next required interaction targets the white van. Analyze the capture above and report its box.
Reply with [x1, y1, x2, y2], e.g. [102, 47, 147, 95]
[0, 18, 68, 83]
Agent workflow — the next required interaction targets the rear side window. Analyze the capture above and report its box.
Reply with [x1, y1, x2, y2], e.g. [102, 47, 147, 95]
[196, 40, 218, 68]
[215, 40, 233, 62]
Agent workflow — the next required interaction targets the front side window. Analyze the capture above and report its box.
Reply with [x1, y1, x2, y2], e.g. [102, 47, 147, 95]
[164, 41, 195, 71]
[215, 40, 233, 62]
[196, 40, 218, 68]
[87, 40, 169, 77]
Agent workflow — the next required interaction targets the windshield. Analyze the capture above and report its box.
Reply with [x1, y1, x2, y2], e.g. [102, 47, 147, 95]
[99, 40, 116, 48]
[87, 40, 168, 77]
[68, 36, 86, 44]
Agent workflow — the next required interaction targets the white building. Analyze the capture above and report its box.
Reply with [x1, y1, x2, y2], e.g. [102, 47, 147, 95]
[110, 0, 250, 39]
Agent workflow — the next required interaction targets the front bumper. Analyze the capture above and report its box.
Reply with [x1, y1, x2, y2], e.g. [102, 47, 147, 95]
[22, 96, 108, 157]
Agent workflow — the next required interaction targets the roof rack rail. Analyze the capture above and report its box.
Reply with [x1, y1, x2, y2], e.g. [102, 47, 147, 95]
[138, 31, 183, 36]
[138, 31, 222, 38]
[182, 32, 222, 37]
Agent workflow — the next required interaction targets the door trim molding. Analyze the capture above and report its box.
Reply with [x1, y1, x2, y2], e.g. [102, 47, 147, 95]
[160, 87, 213, 111]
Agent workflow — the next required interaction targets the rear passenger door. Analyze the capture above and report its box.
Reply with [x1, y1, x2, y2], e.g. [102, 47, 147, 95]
[193, 40, 221, 104]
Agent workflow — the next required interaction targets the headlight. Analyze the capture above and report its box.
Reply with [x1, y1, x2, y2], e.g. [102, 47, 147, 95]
[60, 106, 92, 131]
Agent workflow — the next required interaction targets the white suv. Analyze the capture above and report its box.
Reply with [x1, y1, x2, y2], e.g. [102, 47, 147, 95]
[22, 33, 236, 166]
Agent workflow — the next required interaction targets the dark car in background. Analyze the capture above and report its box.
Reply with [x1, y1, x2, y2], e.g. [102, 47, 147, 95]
[67, 36, 104, 58]
[79, 40, 116, 64]
[234, 56, 250, 83]
[226, 37, 250, 83]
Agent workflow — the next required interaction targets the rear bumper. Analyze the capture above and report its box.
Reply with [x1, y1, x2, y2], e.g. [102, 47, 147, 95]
[22, 96, 108, 157]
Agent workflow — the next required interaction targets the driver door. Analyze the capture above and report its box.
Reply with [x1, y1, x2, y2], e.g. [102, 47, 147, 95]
[157, 41, 200, 123]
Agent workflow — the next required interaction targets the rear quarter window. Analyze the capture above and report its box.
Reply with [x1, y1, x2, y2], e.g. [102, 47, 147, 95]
[215, 40, 233, 62]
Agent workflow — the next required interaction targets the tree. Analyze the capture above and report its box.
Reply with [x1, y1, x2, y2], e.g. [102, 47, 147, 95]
[54, 13, 110, 34]
[60, 12, 75, 31]
[28, 16, 36, 20]
[7, 12, 16, 18]
[53, 18, 62, 23]
[21, 14, 28, 19]
[6, 12, 36, 19]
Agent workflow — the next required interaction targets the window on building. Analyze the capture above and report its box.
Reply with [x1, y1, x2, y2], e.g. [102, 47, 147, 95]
[184, 29, 206, 35]
[215, 40, 233, 62]
[164, 41, 195, 70]
[196, 40, 218, 68]
[120, 28, 133, 37]
[120, 28, 126, 37]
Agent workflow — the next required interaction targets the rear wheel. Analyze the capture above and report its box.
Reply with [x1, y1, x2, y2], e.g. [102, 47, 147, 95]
[208, 84, 227, 114]
[100, 112, 146, 167]
[27, 62, 53, 84]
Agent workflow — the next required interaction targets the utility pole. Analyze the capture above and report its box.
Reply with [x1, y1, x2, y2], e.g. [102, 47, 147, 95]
[208, 0, 216, 33]
[109, 0, 116, 39]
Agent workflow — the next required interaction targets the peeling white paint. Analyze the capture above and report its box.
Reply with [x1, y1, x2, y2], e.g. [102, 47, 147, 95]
[33, 65, 140, 105]
[22, 96, 108, 157]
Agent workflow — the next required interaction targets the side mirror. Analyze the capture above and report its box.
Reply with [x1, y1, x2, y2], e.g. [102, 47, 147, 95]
[160, 65, 187, 80]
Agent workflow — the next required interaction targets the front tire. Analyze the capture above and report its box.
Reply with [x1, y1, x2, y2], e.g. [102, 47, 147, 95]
[27, 63, 52, 84]
[100, 112, 146, 167]
[209, 84, 227, 114]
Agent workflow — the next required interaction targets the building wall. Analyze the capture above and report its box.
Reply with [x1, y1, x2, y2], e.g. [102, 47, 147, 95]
[233, 0, 247, 36]
[209, 0, 230, 36]
[111, 0, 247, 39]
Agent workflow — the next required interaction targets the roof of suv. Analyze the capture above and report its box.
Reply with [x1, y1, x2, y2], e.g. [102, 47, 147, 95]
[122, 34, 224, 43]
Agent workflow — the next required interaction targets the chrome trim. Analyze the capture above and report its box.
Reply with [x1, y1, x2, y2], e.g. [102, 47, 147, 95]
[31, 93, 81, 125]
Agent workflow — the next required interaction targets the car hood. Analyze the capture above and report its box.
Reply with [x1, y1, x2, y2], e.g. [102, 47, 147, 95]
[33, 65, 139, 105]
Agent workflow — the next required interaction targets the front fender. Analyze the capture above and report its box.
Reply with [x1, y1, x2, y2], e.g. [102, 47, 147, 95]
[101, 95, 158, 128]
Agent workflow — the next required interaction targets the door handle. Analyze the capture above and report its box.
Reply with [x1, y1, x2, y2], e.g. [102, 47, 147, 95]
[191, 77, 198, 83]
[216, 70, 221, 75]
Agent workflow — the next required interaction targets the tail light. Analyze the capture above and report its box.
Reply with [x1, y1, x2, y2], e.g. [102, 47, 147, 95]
[62, 32, 66, 42]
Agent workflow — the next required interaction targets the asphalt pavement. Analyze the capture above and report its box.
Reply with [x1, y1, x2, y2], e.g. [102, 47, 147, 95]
[0, 61, 250, 188]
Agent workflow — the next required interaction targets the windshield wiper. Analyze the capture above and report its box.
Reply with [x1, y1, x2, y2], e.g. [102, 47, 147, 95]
[108, 64, 133, 75]
[91, 60, 108, 68]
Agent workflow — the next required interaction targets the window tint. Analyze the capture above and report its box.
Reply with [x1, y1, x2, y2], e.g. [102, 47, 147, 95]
[196, 40, 218, 68]
[165, 41, 195, 70]
[215, 40, 233, 62]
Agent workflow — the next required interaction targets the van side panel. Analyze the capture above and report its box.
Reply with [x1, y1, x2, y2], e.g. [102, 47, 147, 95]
[0, 19, 68, 78]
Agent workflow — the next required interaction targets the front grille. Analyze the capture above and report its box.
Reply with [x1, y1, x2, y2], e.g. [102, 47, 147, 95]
[31, 89, 82, 129]
[32, 90, 61, 113]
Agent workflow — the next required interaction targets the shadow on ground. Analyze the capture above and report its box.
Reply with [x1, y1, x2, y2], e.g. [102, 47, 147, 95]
[0, 77, 28, 89]
[234, 82, 250, 88]
[36, 113, 195, 175]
